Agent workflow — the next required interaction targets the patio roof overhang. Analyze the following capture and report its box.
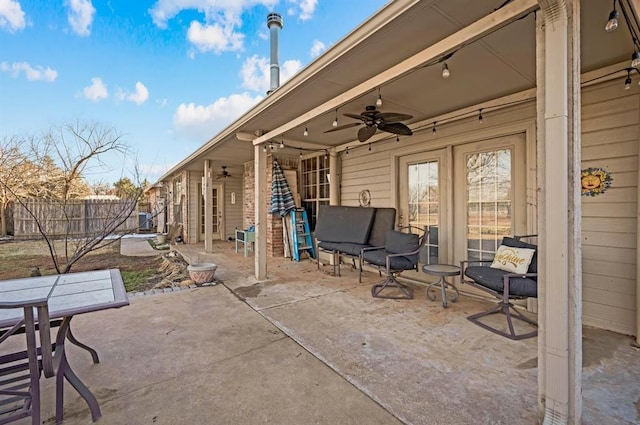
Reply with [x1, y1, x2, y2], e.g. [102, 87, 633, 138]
[156, 0, 634, 180]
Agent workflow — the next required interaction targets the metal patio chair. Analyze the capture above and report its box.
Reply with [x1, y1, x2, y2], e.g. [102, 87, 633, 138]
[0, 299, 55, 425]
[460, 235, 538, 340]
[360, 226, 428, 300]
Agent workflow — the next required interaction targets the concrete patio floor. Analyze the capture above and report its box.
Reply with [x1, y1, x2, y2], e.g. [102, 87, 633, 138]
[31, 239, 640, 424]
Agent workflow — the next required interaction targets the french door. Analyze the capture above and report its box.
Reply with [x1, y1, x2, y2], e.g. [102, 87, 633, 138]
[398, 149, 448, 265]
[199, 183, 223, 241]
[453, 134, 527, 264]
[398, 133, 527, 269]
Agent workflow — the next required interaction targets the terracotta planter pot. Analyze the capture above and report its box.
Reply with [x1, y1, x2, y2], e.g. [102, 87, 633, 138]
[187, 263, 217, 285]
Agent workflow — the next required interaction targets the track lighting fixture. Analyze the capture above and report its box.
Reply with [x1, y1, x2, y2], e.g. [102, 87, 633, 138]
[332, 109, 338, 127]
[441, 62, 450, 79]
[478, 109, 484, 124]
[376, 88, 383, 107]
[625, 69, 632, 90]
[303, 126, 308, 137]
[632, 51, 640, 68]
[605, 0, 619, 32]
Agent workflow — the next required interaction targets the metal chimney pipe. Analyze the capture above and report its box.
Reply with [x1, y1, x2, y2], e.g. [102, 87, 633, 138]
[267, 12, 283, 95]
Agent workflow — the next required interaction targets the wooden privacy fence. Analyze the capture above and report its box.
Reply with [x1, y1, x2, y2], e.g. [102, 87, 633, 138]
[12, 199, 139, 239]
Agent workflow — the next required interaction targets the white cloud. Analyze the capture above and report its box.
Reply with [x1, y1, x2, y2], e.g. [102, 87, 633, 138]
[83, 77, 108, 102]
[173, 92, 263, 141]
[0, 0, 25, 32]
[287, 0, 317, 21]
[127, 81, 149, 105]
[148, 0, 277, 54]
[187, 21, 243, 54]
[310, 39, 325, 58]
[156, 98, 168, 107]
[0, 61, 58, 81]
[240, 54, 302, 93]
[65, 0, 95, 36]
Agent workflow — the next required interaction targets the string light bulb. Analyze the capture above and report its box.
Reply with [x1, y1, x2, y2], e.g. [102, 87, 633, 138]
[368, 143, 372, 152]
[396, 135, 400, 144]
[432, 121, 437, 135]
[332, 109, 338, 127]
[625, 70, 632, 90]
[279, 139, 284, 149]
[478, 109, 484, 124]
[632, 51, 640, 68]
[324, 149, 328, 158]
[605, 0, 619, 32]
[441, 62, 450, 79]
[263, 144, 267, 152]
[345, 147, 349, 156]
[299, 148, 303, 158]
[303, 126, 308, 137]
[376, 88, 383, 107]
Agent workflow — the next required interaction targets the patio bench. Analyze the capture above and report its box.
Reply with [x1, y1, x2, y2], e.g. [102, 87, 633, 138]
[315, 205, 396, 276]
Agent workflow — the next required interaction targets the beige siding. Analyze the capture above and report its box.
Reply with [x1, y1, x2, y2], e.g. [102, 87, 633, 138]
[187, 172, 200, 244]
[581, 79, 639, 336]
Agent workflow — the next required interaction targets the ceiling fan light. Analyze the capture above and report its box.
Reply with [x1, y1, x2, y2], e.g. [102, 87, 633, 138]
[605, 9, 619, 32]
[631, 52, 640, 68]
[441, 62, 450, 79]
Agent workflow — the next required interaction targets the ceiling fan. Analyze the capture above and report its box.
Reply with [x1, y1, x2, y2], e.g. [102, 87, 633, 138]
[324, 105, 413, 142]
[216, 166, 232, 178]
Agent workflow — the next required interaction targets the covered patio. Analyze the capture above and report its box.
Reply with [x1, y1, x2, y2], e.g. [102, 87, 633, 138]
[32, 241, 640, 424]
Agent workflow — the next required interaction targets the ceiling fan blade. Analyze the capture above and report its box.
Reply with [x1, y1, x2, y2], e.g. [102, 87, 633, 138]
[324, 122, 362, 133]
[378, 122, 413, 136]
[358, 126, 377, 142]
[376, 112, 413, 123]
[343, 113, 365, 120]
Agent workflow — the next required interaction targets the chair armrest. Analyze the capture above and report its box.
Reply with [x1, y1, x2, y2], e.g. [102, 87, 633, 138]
[502, 272, 537, 302]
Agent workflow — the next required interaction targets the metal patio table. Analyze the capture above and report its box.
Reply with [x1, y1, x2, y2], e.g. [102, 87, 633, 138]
[0, 269, 129, 424]
[422, 264, 460, 308]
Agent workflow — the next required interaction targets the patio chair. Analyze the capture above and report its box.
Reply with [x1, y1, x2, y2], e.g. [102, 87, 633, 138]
[360, 226, 427, 300]
[460, 235, 538, 340]
[0, 300, 55, 425]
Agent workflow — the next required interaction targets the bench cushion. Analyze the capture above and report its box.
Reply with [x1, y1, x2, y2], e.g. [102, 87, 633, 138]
[318, 241, 368, 257]
[465, 266, 537, 298]
[361, 250, 416, 270]
[367, 208, 396, 247]
[314, 206, 375, 244]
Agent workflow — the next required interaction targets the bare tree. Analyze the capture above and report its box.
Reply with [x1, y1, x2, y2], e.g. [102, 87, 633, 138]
[1, 121, 149, 274]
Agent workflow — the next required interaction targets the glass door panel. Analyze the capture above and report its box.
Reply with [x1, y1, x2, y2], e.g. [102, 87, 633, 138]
[399, 149, 448, 265]
[453, 133, 526, 264]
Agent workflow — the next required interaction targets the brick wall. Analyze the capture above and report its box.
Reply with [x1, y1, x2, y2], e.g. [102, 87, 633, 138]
[243, 155, 298, 257]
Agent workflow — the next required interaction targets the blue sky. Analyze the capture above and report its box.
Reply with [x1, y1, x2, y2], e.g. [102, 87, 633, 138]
[0, 0, 387, 186]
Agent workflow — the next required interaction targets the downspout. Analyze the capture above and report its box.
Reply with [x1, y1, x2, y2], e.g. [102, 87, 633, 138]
[537, 0, 582, 424]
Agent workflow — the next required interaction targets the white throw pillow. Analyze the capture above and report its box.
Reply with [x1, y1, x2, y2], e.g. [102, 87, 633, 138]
[490, 245, 535, 274]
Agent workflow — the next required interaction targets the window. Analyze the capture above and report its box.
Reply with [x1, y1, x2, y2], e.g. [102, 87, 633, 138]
[301, 155, 329, 230]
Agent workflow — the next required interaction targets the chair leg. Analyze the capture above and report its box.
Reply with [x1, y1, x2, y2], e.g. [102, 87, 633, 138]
[467, 301, 537, 340]
[371, 274, 414, 300]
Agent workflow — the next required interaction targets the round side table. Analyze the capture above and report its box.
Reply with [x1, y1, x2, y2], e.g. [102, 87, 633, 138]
[422, 264, 460, 308]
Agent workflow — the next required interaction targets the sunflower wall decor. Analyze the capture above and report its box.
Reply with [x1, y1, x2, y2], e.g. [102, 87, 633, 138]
[581, 167, 613, 197]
